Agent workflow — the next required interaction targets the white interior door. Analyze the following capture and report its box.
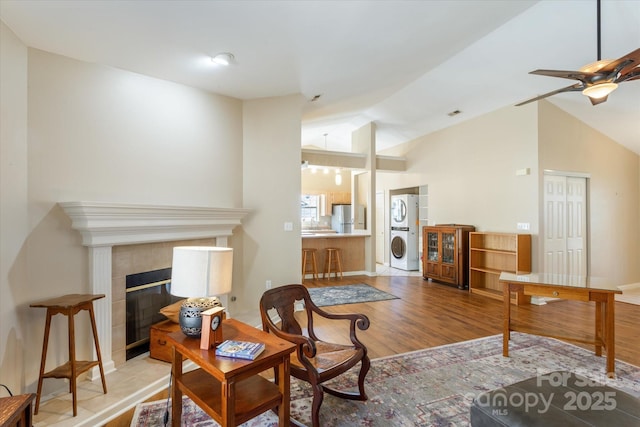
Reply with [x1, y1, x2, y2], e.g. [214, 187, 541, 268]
[543, 174, 587, 276]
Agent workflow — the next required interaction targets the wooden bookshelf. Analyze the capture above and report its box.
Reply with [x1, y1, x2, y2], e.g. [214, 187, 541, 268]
[468, 232, 531, 302]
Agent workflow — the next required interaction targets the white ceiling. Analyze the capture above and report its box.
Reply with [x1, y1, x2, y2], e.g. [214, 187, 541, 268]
[1, 0, 639, 154]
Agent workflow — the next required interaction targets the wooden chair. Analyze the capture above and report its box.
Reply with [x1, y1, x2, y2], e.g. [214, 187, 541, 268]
[259, 284, 370, 427]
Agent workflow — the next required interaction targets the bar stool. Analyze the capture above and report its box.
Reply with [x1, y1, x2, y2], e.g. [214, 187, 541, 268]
[30, 294, 108, 417]
[302, 248, 319, 282]
[323, 248, 343, 280]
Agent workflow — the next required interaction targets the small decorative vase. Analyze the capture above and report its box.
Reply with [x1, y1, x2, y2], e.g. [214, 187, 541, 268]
[178, 297, 222, 337]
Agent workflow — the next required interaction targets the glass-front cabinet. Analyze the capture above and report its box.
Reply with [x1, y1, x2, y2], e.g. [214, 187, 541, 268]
[422, 225, 475, 289]
[426, 231, 439, 262]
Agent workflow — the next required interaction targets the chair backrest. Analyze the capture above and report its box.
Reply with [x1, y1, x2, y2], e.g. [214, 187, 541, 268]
[260, 284, 310, 337]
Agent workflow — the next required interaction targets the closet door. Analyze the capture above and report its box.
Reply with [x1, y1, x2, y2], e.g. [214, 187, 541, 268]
[542, 174, 587, 276]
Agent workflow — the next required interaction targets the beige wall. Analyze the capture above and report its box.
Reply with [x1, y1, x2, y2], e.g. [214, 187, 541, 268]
[378, 104, 540, 267]
[538, 102, 640, 283]
[241, 95, 303, 320]
[1, 44, 247, 394]
[0, 21, 29, 396]
[301, 167, 352, 193]
[376, 101, 640, 282]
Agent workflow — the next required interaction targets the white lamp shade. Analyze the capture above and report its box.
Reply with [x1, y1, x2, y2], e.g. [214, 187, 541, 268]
[170, 246, 233, 298]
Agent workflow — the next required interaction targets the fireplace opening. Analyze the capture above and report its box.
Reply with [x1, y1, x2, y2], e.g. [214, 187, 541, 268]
[125, 267, 180, 360]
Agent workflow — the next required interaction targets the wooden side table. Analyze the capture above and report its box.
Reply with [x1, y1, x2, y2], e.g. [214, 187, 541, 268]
[0, 393, 36, 427]
[166, 318, 295, 427]
[30, 294, 108, 416]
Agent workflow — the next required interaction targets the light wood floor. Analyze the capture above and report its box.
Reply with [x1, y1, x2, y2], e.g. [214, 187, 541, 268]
[302, 274, 640, 367]
[107, 273, 639, 426]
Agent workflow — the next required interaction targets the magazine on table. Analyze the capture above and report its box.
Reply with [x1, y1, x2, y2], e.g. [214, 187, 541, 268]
[215, 339, 265, 360]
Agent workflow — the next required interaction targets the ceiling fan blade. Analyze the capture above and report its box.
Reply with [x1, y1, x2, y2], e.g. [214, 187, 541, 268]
[618, 69, 640, 82]
[515, 83, 583, 106]
[600, 48, 640, 76]
[529, 69, 595, 83]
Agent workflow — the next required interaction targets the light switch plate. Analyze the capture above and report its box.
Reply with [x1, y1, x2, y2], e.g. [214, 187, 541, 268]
[284, 222, 293, 231]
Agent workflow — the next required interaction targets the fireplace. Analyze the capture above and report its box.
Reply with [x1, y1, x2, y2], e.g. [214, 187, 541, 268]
[125, 267, 179, 360]
[59, 202, 250, 374]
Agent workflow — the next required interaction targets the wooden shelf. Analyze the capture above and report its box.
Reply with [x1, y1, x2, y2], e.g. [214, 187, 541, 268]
[469, 266, 503, 275]
[178, 368, 282, 425]
[43, 360, 99, 379]
[468, 232, 531, 301]
[469, 287, 502, 299]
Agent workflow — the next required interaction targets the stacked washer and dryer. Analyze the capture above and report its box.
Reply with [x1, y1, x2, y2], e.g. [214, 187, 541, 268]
[390, 194, 419, 270]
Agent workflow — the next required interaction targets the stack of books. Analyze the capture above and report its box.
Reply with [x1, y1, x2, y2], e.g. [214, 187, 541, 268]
[215, 339, 265, 360]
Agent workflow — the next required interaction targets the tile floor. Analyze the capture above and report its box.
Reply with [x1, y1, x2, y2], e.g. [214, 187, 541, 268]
[375, 263, 422, 277]
[33, 353, 175, 427]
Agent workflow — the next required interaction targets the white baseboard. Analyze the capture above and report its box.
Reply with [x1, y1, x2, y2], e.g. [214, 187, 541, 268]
[618, 282, 640, 291]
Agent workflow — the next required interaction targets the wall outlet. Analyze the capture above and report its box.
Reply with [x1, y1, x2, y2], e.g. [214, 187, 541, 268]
[266, 280, 272, 289]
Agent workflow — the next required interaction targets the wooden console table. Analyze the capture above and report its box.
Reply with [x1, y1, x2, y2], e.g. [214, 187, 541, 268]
[500, 272, 622, 377]
[166, 318, 295, 426]
[0, 393, 35, 427]
[30, 294, 108, 416]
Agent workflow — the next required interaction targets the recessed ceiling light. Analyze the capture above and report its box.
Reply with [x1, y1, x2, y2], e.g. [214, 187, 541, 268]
[211, 52, 234, 66]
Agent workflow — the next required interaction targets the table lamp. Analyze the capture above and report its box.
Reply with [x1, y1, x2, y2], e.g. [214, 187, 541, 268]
[170, 246, 233, 343]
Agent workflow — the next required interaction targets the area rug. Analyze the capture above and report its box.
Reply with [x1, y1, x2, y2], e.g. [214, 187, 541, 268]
[131, 333, 640, 426]
[306, 284, 399, 307]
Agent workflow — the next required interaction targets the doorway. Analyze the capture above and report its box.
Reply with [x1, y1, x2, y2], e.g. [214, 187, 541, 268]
[376, 191, 384, 264]
[542, 172, 588, 276]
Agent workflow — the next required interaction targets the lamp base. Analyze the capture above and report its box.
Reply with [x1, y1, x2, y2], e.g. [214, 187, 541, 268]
[178, 297, 221, 337]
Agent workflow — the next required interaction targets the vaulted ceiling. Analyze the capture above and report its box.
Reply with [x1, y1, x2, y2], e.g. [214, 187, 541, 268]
[1, 1, 638, 154]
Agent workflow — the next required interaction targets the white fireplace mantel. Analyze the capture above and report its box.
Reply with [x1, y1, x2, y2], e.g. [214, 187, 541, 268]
[59, 201, 250, 246]
[59, 201, 250, 375]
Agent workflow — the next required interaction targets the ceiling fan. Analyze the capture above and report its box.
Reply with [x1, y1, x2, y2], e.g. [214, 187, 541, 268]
[517, 0, 640, 106]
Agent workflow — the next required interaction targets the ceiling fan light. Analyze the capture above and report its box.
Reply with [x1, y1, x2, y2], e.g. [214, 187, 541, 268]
[582, 82, 618, 99]
[579, 59, 613, 73]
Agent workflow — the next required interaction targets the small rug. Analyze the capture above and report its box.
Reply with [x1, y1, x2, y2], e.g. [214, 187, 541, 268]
[306, 284, 399, 307]
[130, 333, 640, 426]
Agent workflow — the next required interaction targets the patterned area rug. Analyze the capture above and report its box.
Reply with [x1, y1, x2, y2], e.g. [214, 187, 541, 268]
[306, 284, 399, 307]
[130, 333, 640, 426]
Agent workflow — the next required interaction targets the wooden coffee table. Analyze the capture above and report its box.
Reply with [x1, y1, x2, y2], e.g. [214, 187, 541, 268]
[500, 272, 622, 377]
[166, 318, 295, 426]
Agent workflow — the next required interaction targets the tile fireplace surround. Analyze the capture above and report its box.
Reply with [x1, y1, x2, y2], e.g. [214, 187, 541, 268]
[59, 202, 250, 375]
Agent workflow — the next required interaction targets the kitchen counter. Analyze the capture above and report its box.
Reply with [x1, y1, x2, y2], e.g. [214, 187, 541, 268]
[302, 233, 368, 274]
[301, 232, 370, 238]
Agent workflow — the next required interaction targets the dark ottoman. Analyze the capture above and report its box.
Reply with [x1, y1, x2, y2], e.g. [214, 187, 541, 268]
[470, 371, 640, 426]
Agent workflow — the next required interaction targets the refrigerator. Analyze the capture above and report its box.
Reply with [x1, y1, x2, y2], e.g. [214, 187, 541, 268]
[331, 204, 352, 234]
